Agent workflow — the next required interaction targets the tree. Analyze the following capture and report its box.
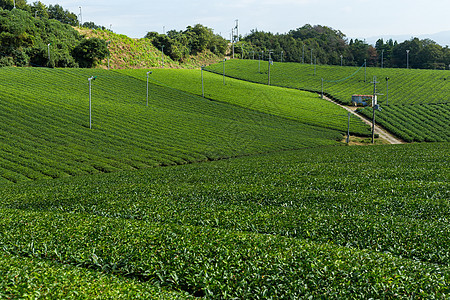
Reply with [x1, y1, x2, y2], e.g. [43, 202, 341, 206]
[48, 4, 78, 26]
[72, 38, 108, 68]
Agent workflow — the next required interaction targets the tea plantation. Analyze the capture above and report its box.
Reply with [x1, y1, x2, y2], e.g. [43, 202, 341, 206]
[0, 67, 449, 298]
[120, 69, 371, 135]
[0, 143, 448, 298]
[0, 67, 345, 183]
[205, 60, 450, 142]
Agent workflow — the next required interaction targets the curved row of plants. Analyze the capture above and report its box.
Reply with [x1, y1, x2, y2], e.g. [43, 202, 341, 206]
[120, 69, 371, 136]
[204, 59, 449, 105]
[0, 67, 342, 183]
[359, 104, 450, 142]
[0, 142, 448, 298]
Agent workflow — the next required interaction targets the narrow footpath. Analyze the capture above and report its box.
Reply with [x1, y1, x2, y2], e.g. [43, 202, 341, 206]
[323, 96, 404, 145]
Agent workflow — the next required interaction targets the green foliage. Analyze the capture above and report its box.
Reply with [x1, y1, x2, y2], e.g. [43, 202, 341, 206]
[0, 67, 341, 182]
[72, 37, 109, 68]
[0, 143, 448, 298]
[0, 7, 108, 68]
[359, 104, 450, 142]
[47, 4, 78, 26]
[145, 24, 227, 63]
[0, 253, 189, 299]
[205, 59, 449, 143]
[205, 59, 449, 105]
[243, 25, 450, 69]
[121, 68, 371, 136]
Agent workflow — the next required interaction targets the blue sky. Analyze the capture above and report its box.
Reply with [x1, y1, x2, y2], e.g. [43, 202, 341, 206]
[41, 0, 450, 42]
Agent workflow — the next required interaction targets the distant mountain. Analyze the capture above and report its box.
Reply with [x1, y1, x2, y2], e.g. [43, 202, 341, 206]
[362, 30, 450, 47]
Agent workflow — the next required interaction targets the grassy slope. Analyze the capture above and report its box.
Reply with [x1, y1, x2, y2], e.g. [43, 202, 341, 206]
[205, 59, 450, 105]
[120, 68, 371, 136]
[0, 142, 448, 298]
[0, 67, 342, 183]
[77, 28, 222, 70]
[205, 59, 450, 142]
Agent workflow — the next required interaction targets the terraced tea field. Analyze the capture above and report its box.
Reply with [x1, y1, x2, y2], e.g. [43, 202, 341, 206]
[205, 60, 450, 142]
[205, 59, 449, 105]
[120, 69, 371, 135]
[0, 143, 448, 298]
[0, 67, 344, 182]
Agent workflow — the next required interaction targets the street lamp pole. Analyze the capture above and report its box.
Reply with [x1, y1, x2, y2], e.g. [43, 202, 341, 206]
[88, 76, 97, 129]
[79, 7, 82, 26]
[340, 55, 343, 66]
[302, 44, 305, 63]
[321, 78, 324, 99]
[386, 77, 389, 106]
[146, 71, 152, 106]
[47, 43, 51, 64]
[201, 66, 205, 97]
[161, 45, 165, 68]
[223, 59, 226, 85]
[406, 50, 410, 69]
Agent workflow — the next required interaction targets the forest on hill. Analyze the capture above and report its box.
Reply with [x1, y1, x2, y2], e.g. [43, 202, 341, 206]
[238, 25, 450, 69]
[1, 1, 449, 70]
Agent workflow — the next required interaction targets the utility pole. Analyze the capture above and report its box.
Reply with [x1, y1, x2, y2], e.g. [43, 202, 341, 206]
[281, 50, 284, 63]
[268, 51, 273, 85]
[364, 59, 367, 82]
[79, 7, 82, 26]
[321, 78, 324, 99]
[146, 71, 152, 106]
[107, 41, 111, 70]
[302, 44, 305, 63]
[381, 49, 384, 68]
[386, 77, 390, 106]
[371, 76, 381, 143]
[222, 59, 226, 85]
[88, 76, 97, 129]
[258, 54, 261, 73]
[347, 112, 351, 144]
[231, 28, 235, 59]
[314, 57, 317, 75]
[161, 45, 165, 67]
[201, 66, 205, 97]
[406, 50, 410, 69]
[47, 43, 51, 65]
[310, 49, 313, 65]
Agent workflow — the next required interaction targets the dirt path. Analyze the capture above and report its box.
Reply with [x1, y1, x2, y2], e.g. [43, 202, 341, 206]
[323, 96, 404, 145]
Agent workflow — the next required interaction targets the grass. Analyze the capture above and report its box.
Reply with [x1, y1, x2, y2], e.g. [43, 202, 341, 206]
[0, 67, 342, 182]
[120, 68, 371, 136]
[205, 59, 450, 142]
[205, 59, 450, 105]
[0, 142, 448, 298]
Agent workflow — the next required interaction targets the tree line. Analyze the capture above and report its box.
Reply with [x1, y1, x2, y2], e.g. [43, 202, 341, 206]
[145, 24, 228, 63]
[237, 25, 450, 70]
[0, 1, 108, 68]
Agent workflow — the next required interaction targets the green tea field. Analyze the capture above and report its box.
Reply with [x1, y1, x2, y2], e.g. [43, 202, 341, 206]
[0, 67, 346, 183]
[205, 60, 450, 142]
[0, 66, 448, 298]
[0, 143, 448, 298]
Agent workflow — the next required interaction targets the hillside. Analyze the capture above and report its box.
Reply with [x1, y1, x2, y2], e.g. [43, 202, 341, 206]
[205, 60, 450, 142]
[0, 67, 344, 183]
[119, 68, 372, 136]
[76, 28, 224, 70]
[0, 142, 448, 298]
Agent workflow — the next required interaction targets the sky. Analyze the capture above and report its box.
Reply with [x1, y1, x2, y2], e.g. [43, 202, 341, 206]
[40, 0, 450, 43]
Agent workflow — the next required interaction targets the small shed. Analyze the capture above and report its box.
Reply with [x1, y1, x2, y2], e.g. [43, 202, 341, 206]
[351, 95, 373, 107]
